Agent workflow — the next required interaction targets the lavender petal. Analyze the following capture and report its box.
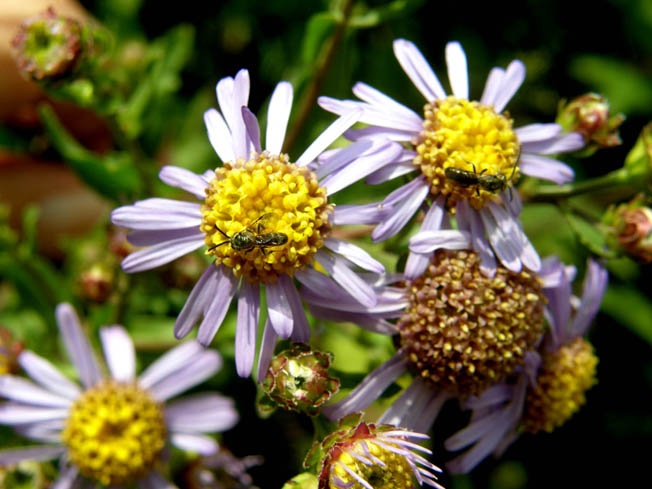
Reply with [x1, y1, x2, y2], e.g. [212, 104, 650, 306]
[479, 67, 505, 106]
[371, 179, 429, 242]
[0, 445, 66, 465]
[100, 326, 136, 382]
[571, 259, 608, 338]
[235, 280, 261, 377]
[519, 154, 575, 184]
[515, 123, 562, 143]
[17, 351, 81, 400]
[121, 233, 205, 273]
[241, 106, 262, 153]
[196, 269, 239, 346]
[0, 403, 69, 424]
[256, 319, 278, 382]
[481, 205, 522, 273]
[295, 110, 361, 167]
[0, 376, 71, 408]
[324, 238, 384, 274]
[204, 108, 235, 163]
[445, 41, 469, 99]
[166, 393, 238, 433]
[315, 251, 377, 308]
[174, 265, 221, 339]
[266, 81, 293, 154]
[138, 341, 205, 389]
[170, 433, 219, 456]
[521, 132, 585, 154]
[266, 280, 293, 339]
[158, 166, 209, 199]
[492, 60, 526, 113]
[393, 39, 446, 101]
[352, 81, 423, 130]
[409, 230, 471, 253]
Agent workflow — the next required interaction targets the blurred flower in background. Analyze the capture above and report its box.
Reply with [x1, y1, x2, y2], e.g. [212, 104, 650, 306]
[0, 303, 238, 488]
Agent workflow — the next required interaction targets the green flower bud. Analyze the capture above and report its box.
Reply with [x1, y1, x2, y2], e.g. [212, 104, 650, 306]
[605, 194, 652, 263]
[12, 8, 83, 81]
[78, 262, 114, 303]
[557, 93, 624, 155]
[262, 343, 340, 416]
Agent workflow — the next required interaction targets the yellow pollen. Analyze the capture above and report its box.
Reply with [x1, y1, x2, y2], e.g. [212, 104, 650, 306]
[201, 152, 333, 284]
[414, 97, 520, 210]
[330, 439, 413, 489]
[61, 380, 166, 486]
[399, 249, 545, 398]
[522, 337, 598, 434]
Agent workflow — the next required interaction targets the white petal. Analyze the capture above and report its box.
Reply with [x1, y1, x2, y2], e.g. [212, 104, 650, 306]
[170, 433, 219, 455]
[445, 41, 469, 99]
[493, 60, 526, 113]
[100, 326, 136, 382]
[480, 67, 505, 106]
[393, 39, 446, 101]
[295, 110, 361, 167]
[204, 108, 235, 162]
[266, 81, 293, 154]
[0, 376, 71, 408]
[18, 351, 81, 400]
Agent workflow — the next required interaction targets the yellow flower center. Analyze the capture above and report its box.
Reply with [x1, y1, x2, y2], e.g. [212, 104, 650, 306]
[61, 380, 166, 486]
[522, 337, 598, 434]
[201, 152, 333, 284]
[331, 439, 413, 489]
[415, 97, 520, 210]
[399, 249, 545, 398]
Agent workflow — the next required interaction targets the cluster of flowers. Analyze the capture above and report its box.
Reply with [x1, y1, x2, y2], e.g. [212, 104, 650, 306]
[1, 39, 607, 489]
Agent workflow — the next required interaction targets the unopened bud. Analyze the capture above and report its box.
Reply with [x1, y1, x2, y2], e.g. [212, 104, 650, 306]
[12, 8, 84, 81]
[557, 93, 624, 154]
[261, 343, 340, 416]
[79, 263, 114, 303]
[0, 328, 24, 375]
[605, 194, 652, 263]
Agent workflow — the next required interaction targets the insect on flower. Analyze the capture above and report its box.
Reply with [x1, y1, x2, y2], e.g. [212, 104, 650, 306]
[209, 213, 289, 256]
[445, 147, 522, 199]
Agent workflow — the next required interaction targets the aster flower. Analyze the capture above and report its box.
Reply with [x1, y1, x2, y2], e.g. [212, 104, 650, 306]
[306, 412, 442, 489]
[306, 248, 563, 433]
[444, 258, 607, 473]
[112, 69, 402, 377]
[319, 39, 584, 276]
[0, 303, 238, 488]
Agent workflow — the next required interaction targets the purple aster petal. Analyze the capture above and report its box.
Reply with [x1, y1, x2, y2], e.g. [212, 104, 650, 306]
[52, 465, 79, 489]
[170, 433, 220, 456]
[445, 41, 469, 99]
[174, 265, 221, 339]
[456, 200, 497, 276]
[492, 60, 526, 113]
[158, 166, 209, 200]
[235, 280, 261, 377]
[204, 108, 235, 163]
[393, 39, 446, 101]
[147, 349, 223, 402]
[332, 202, 389, 226]
[266, 81, 293, 154]
[521, 132, 584, 154]
[571, 259, 608, 338]
[0, 445, 66, 465]
[100, 326, 135, 382]
[515, 123, 562, 143]
[321, 354, 408, 421]
[318, 97, 420, 133]
[372, 178, 429, 242]
[281, 274, 310, 343]
[17, 351, 81, 400]
[322, 141, 403, 196]
[308, 304, 397, 335]
[241, 107, 262, 153]
[0, 403, 69, 424]
[324, 238, 384, 274]
[481, 205, 522, 273]
[256, 319, 277, 382]
[315, 139, 374, 180]
[519, 154, 575, 184]
[141, 471, 179, 489]
[295, 110, 361, 167]
[480, 67, 505, 106]
[196, 267, 240, 346]
[166, 393, 238, 433]
[315, 251, 377, 307]
[111, 205, 202, 230]
[405, 196, 445, 279]
[55, 303, 102, 388]
[409, 230, 472, 253]
[216, 70, 250, 160]
[121, 233, 205, 273]
[127, 228, 201, 247]
[0, 376, 71, 408]
[345, 126, 416, 143]
[352, 81, 424, 130]
[266, 280, 293, 339]
[378, 379, 435, 428]
[517, 224, 541, 272]
[138, 341, 205, 389]
[463, 384, 514, 410]
[365, 159, 418, 184]
[14, 419, 64, 443]
[503, 187, 522, 217]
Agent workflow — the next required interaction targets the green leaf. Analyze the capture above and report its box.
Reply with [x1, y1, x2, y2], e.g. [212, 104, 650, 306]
[601, 285, 652, 346]
[301, 12, 336, 66]
[564, 212, 616, 258]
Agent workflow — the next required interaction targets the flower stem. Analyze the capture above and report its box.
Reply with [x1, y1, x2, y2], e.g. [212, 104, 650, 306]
[282, 0, 354, 153]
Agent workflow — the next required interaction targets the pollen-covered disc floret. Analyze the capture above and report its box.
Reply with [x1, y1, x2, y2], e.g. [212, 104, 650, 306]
[398, 249, 545, 397]
[522, 337, 598, 434]
[61, 380, 167, 485]
[201, 152, 333, 284]
[308, 414, 441, 489]
[415, 97, 520, 210]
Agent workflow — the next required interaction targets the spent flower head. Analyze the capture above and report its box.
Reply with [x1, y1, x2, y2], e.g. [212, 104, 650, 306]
[306, 413, 442, 489]
[261, 343, 340, 416]
[319, 39, 584, 277]
[444, 259, 607, 473]
[0, 303, 238, 488]
[112, 69, 395, 377]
